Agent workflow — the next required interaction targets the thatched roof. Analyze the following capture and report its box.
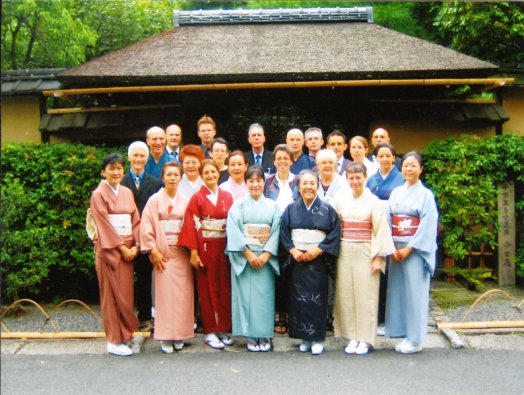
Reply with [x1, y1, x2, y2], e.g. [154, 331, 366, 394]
[61, 21, 497, 87]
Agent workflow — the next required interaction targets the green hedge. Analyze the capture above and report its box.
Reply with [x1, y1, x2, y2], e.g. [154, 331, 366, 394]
[423, 133, 524, 278]
[1, 143, 124, 301]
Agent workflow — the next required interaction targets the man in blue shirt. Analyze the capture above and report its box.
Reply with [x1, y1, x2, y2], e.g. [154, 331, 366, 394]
[287, 128, 315, 174]
[144, 126, 172, 178]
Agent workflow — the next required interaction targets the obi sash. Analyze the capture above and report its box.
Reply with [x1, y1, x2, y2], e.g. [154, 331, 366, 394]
[201, 218, 226, 238]
[291, 228, 326, 251]
[243, 224, 271, 246]
[160, 219, 182, 243]
[108, 214, 132, 237]
[341, 220, 372, 241]
[392, 215, 420, 237]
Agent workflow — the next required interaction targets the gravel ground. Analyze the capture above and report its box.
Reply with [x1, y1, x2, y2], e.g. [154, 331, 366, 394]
[445, 300, 524, 323]
[1, 304, 103, 333]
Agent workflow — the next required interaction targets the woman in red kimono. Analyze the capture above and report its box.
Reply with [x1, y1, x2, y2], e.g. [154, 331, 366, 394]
[89, 153, 140, 356]
[179, 159, 234, 349]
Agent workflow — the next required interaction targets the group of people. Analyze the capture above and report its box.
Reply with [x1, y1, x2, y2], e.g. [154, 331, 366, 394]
[89, 115, 439, 357]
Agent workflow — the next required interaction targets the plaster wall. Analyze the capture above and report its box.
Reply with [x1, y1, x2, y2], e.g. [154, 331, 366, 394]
[502, 87, 524, 136]
[369, 120, 495, 154]
[1, 96, 42, 144]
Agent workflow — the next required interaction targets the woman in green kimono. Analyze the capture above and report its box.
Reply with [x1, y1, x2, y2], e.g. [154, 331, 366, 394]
[226, 166, 281, 352]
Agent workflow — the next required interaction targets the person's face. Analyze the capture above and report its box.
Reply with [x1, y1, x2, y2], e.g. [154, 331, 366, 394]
[286, 132, 304, 154]
[182, 155, 201, 180]
[346, 171, 366, 195]
[163, 165, 181, 192]
[166, 126, 182, 149]
[146, 130, 166, 156]
[305, 133, 324, 153]
[372, 129, 390, 148]
[198, 123, 216, 146]
[298, 173, 318, 204]
[128, 148, 148, 173]
[202, 164, 219, 188]
[211, 143, 228, 165]
[102, 162, 124, 188]
[248, 128, 266, 151]
[377, 147, 395, 173]
[349, 139, 366, 162]
[246, 175, 265, 200]
[402, 156, 423, 185]
[274, 150, 292, 172]
[228, 154, 247, 182]
[317, 157, 336, 178]
[327, 136, 347, 159]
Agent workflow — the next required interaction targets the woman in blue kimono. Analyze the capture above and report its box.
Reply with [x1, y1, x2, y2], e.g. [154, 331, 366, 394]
[366, 143, 405, 333]
[385, 151, 438, 354]
[280, 170, 341, 355]
[366, 143, 404, 201]
[226, 166, 281, 352]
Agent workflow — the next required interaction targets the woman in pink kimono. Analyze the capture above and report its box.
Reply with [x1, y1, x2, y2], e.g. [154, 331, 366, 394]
[89, 153, 140, 356]
[219, 150, 248, 202]
[140, 162, 194, 354]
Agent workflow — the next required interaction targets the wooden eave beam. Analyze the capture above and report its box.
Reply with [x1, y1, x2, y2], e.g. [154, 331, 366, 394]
[43, 77, 515, 97]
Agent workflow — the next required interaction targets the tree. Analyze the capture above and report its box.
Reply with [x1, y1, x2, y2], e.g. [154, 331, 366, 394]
[433, 1, 524, 65]
[1, 0, 97, 69]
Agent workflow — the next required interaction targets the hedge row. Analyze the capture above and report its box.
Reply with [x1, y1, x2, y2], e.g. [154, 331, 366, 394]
[1, 136, 523, 302]
[1, 143, 125, 301]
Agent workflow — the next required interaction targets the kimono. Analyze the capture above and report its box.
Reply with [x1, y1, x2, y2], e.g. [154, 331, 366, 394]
[145, 152, 173, 179]
[365, 166, 404, 323]
[226, 195, 281, 338]
[280, 197, 340, 342]
[178, 174, 204, 200]
[332, 188, 394, 346]
[366, 166, 405, 201]
[290, 152, 316, 174]
[178, 186, 234, 334]
[219, 178, 248, 202]
[317, 174, 351, 206]
[140, 189, 194, 341]
[89, 182, 140, 343]
[385, 181, 439, 345]
[362, 157, 379, 178]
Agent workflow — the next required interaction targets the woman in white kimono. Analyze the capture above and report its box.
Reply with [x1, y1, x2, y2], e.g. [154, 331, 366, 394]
[333, 163, 394, 355]
[386, 151, 439, 354]
[316, 149, 351, 205]
[140, 162, 194, 354]
[178, 145, 205, 199]
[349, 136, 378, 177]
[226, 166, 281, 352]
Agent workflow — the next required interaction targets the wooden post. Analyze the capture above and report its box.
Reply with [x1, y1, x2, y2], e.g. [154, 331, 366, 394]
[498, 182, 516, 285]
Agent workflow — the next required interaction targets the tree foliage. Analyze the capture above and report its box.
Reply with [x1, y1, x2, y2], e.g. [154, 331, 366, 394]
[433, 1, 524, 65]
[423, 134, 524, 273]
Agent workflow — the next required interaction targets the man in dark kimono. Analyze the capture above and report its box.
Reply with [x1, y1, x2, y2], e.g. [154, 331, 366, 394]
[122, 141, 162, 331]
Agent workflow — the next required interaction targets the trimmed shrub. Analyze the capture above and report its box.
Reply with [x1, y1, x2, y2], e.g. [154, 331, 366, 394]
[423, 133, 523, 277]
[1, 143, 124, 302]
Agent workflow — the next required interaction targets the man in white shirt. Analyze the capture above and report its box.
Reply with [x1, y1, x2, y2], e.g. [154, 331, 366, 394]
[165, 124, 183, 163]
[244, 123, 275, 174]
[326, 130, 351, 176]
[305, 127, 324, 160]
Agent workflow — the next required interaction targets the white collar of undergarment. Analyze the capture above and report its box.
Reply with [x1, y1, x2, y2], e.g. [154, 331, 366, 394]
[205, 187, 219, 205]
[379, 167, 393, 180]
[102, 180, 119, 196]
